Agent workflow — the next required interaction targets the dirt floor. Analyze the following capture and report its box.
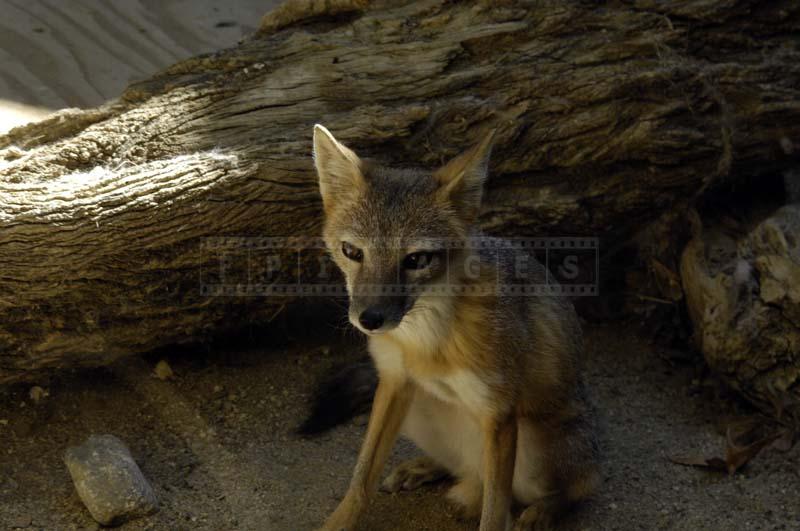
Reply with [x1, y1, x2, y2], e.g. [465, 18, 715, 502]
[1, 318, 798, 531]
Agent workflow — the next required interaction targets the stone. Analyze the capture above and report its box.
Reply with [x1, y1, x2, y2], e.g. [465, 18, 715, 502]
[153, 359, 174, 381]
[64, 434, 158, 525]
[9, 514, 31, 529]
[28, 386, 48, 403]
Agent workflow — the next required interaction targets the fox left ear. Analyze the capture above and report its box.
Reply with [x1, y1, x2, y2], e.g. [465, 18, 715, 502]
[313, 124, 365, 213]
[434, 129, 496, 220]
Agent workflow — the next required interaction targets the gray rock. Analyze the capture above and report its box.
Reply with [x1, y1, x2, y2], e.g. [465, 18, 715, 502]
[64, 434, 158, 525]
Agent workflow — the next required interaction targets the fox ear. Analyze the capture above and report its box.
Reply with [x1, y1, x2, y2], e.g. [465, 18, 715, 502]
[434, 129, 495, 220]
[313, 124, 364, 212]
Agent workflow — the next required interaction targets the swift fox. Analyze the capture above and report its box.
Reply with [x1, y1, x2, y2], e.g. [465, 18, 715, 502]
[310, 125, 599, 531]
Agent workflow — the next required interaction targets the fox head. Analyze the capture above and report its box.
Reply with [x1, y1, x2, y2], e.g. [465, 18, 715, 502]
[313, 124, 494, 335]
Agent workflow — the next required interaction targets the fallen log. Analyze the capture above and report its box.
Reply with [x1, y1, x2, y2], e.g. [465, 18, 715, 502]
[681, 203, 800, 418]
[1, 0, 799, 383]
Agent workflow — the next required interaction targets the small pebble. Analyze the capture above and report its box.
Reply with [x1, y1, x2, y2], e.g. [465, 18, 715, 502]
[10, 514, 32, 529]
[28, 386, 48, 403]
[153, 360, 174, 380]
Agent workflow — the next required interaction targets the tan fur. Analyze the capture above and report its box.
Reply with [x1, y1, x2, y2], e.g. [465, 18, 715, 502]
[322, 376, 413, 531]
[314, 125, 599, 531]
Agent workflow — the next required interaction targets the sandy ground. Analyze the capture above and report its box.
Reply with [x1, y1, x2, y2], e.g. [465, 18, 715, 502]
[1, 319, 798, 531]
[0, 0, 280, 133]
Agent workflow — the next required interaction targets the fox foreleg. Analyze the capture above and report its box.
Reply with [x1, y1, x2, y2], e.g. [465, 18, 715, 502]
[320, 377, 412, 531]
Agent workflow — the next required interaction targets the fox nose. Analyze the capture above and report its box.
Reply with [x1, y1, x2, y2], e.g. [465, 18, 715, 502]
[358, 308, 385, 331]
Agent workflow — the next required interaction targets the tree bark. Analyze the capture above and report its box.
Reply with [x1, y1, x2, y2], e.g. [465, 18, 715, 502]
[1, 0, 799, 384]
[681, 203, 800, 417]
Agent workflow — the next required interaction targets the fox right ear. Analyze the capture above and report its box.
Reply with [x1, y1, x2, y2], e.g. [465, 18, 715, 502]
[313, 125, 364, 212]
[434, 129, 495, 220]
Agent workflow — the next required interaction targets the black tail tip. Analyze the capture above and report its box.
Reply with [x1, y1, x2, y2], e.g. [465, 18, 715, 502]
[297, 361, 378, 437]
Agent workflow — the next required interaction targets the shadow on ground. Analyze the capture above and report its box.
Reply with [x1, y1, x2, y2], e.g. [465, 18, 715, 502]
[1, 321, 798, 530]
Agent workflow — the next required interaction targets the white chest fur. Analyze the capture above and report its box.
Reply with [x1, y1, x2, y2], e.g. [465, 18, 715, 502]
[415, 370, 494, 415]
[368, 336, 495, 416]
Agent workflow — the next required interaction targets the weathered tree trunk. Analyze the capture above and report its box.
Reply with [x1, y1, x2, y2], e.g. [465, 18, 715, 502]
[681, 203, 800, 417]
[1, 0, 799, 384]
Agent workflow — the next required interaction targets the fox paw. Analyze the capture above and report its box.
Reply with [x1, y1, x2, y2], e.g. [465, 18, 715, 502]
[514, 502, 557, 531]
[381, 456, 448, 493]
[446, 476, 482, 520]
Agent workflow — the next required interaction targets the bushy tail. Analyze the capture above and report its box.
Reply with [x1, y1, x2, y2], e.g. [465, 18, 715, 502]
[297, 361, 377, 436]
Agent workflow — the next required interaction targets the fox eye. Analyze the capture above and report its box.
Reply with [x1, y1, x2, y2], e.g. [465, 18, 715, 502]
[403, 251, 438, 270]
[341, 241, 363, 262]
